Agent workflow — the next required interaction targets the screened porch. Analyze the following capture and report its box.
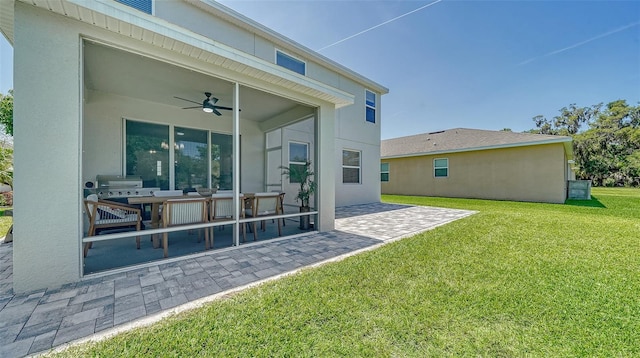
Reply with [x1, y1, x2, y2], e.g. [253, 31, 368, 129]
[81, 40, 320, 275]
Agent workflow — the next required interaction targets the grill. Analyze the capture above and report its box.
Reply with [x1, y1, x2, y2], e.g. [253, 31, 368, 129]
[91, 175, 159, 199]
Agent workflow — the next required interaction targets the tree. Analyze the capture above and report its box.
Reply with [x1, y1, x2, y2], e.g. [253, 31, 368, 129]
[531, 100, 640, 187]
[531, 103, 600, 136]
[0, 146, 12, 187]
[565, 100, 640, 186]
[0, 90, 13, 136]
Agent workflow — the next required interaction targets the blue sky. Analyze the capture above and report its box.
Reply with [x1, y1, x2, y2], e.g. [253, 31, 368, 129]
[1, 0, 639, 139]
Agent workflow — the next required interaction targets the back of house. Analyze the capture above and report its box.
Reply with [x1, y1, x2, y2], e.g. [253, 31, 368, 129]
[1, 0, 387, 292]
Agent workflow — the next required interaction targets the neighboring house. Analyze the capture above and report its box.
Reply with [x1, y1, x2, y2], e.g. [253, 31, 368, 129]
[381, 128, 573, 204]
[0, 0, 387, 292]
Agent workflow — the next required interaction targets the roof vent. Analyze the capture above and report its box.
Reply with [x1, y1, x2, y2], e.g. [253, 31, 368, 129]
[428, 130, 445, 135]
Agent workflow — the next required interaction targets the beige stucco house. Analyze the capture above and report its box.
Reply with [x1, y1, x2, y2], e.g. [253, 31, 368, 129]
[381, 128, 573, 203]
[0, 0, 387, 292]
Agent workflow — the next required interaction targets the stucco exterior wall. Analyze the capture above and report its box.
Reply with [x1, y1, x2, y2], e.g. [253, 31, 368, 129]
[13, 3, 83, 292]
[154, 1, 368, 98]
[381, 143, 568, 204]
[334, 78, 381, 207]
[154, 0, 382, 208]
[9, 0, 387, 291]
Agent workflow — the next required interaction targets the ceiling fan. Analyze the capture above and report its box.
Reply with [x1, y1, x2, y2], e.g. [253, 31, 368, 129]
[174, 92, 234, 116]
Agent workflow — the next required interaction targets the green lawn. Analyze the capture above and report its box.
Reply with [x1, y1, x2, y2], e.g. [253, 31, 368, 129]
[0, 207, 11, 239]
[54, 188, 640, 357]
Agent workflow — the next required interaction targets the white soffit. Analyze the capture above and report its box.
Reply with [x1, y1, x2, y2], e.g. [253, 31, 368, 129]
[19, 0, 355, 108]
[0, 0, 14, 43]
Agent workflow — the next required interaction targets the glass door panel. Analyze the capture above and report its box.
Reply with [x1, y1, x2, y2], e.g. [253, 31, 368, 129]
[211, 133, 233, 190]
[174, 127, 208, 191]
[126, 121, 169, 189]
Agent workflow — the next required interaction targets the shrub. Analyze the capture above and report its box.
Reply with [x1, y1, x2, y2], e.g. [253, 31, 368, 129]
[0, 191, 12, 206]
[603, 177, 616, 187]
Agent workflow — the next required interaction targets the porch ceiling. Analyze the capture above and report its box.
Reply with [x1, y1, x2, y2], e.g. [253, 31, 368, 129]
[84, 41, 309, 122]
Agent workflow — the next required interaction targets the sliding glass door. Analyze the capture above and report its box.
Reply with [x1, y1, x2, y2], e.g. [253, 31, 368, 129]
[125, 120, 233, 191]
[211, 133, 233, 190]
[125, 121, 170, 189]
[174, 127, 208, 191]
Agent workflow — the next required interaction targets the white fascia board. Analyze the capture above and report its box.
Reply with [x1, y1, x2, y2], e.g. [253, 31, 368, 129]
[192, 0, 389, 95]
[382, 137, 573, 160]
[32, 0, 354, 108]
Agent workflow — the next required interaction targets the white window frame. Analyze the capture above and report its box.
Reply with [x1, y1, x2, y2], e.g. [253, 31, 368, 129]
[380, 162, 390, 182]
[115, 0, 154, 15]
[434, 158, 449, 178]
[342, 149, 362, 184]
[365, 89, 376, 123]
[275, 49, 306, 76]
[288, 141, 309, 184]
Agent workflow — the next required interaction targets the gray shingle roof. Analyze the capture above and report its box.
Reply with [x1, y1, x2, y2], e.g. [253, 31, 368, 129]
[381, 128, 572, 158]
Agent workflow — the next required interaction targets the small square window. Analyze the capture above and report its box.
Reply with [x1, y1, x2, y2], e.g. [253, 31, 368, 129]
[115, 0, 152, 14]
[380, 163, 389, 182]
[288, 141, 309, 184]
[342, 150, 361, 184]
[366, 91, 376, 107]
[276, 50, 306, 75]
[434, 158, 448, 177]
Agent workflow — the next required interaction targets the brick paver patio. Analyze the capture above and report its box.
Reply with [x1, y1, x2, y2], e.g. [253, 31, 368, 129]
[0, 203, 474, 357]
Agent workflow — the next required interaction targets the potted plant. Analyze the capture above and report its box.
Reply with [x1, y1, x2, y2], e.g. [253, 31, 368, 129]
[280, 161, 316, 229]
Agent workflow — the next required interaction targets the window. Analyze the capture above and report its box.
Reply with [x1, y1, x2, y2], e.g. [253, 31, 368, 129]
[174, 127, 208, 191]
[380, 163, 389, 182]
[115, 0, 152, 14]
[211, 133, 234, 190]
[276, 50, 306, 75]
[288, 142, 309, 183]
[342, 150, 361, 184]
[365, 90, 376, 123]
[125, 120, 233, 190]
[126, 121, 170, 189]
[434, 158, 448, 177]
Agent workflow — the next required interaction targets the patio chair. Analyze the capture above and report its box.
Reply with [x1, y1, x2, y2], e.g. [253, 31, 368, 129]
[210, 193, 246, 244]
[83, 194, 142, 257]
[161, 197, 209, 258]
[245, 192, 282, 241]
[147, 189, 185, 225]
[272, 191, 286, 227]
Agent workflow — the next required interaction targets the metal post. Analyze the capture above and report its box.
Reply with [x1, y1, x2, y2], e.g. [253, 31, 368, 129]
[233, 82, 240, 246]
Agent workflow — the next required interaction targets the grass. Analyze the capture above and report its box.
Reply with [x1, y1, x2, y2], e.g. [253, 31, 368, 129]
[53, 188, 640, 357]
[0, 206, 11, 239]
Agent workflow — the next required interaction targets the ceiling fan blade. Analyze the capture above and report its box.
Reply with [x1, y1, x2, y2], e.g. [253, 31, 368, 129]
[212, 108, 222, 116]
[182, 106, 201, 109]
[214, 106, 233, 111]
[174, 96, 201, 105]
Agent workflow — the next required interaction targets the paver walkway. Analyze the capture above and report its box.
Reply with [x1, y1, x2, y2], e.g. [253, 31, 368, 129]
[0, 203, 474, 357]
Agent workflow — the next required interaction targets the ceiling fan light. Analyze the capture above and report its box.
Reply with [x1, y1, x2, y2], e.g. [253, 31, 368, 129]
[203, 97, 215, 113]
